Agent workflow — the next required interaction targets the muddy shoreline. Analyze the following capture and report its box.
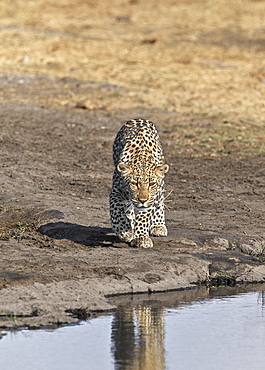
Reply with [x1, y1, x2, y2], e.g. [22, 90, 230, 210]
[0, 74, 264, 328]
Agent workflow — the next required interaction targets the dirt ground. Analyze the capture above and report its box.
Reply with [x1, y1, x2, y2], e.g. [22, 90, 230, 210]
[0, 0, 264, 328]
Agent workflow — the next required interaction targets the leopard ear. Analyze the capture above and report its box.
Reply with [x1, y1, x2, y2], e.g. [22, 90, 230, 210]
[117, 163, 132, 177]
[155, 164, 169, 178]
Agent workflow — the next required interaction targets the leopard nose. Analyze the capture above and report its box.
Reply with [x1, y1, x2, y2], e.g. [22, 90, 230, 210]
[138, 185, 149, 203]
[138, 195, 148, 203]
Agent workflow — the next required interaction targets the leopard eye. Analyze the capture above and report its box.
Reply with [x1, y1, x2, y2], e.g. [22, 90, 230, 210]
[149, 181, 157, 188]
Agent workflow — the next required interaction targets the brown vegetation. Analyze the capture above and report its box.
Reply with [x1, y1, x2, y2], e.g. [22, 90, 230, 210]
[0, 0, 264, 155]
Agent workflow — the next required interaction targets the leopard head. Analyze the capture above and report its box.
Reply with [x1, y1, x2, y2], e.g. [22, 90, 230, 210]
[117, 162, 169, 210]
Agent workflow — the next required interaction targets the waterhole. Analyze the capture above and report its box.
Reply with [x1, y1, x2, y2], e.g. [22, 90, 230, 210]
[1, 285, 265, 370]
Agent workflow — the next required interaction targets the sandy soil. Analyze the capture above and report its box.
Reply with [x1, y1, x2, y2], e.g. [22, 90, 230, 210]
[0, 0, 264, 328]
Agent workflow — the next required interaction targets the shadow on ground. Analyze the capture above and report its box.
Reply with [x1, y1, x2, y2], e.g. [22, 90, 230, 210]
[38, 222, 119, 248]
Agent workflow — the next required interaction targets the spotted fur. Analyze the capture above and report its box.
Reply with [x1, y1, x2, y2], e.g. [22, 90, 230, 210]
[110, 118, 169, 248]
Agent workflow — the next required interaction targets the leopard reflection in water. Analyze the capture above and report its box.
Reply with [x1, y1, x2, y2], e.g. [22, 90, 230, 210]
[111, 304, 165, 370]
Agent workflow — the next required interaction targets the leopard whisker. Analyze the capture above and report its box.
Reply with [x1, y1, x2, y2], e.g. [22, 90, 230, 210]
[164, 189, 173, 201]
[164, 203, 171, 211]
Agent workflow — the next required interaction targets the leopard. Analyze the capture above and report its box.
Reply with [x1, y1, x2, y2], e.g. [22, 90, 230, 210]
[110, 118, 169, 248]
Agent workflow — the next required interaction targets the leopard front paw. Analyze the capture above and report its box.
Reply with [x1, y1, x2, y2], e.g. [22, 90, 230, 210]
[150, 225, 167, 237]
[131, 236, 153, 248]
[117, 230, 134, 243]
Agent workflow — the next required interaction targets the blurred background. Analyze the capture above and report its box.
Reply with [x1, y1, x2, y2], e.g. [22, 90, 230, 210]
[0, 0, 264, 154]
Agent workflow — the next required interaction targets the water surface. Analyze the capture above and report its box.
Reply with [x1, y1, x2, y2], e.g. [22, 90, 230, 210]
[1, 286, 265, 370]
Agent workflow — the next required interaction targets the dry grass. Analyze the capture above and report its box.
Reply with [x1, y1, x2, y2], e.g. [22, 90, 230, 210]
[0, 0, 264, 154]
[0, 206, 41, 240]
